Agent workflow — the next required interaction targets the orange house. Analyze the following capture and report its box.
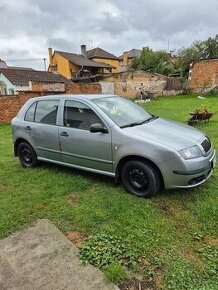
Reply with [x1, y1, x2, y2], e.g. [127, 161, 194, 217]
[48, 46, 113, 80]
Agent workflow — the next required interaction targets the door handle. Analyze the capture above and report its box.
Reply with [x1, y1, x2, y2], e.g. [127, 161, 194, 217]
[60, 132, 69, 137]
[25, 126, 31, 131]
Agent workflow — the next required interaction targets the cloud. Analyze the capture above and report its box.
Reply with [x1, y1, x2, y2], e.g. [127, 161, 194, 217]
[0, 0, 217, 69]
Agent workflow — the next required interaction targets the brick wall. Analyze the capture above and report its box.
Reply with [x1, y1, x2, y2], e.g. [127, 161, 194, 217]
[188, 59, 218, 91]
[30, 81, 65, 93]
[0, 82, 101, 123]
[0, 96, 20, 123]
[65, 82, 101, 94]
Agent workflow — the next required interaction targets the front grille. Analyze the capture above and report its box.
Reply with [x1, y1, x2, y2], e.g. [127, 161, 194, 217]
[201, 138, 211, 153]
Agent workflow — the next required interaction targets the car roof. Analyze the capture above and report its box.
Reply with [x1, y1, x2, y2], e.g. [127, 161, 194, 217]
[29, 94, 118, 102]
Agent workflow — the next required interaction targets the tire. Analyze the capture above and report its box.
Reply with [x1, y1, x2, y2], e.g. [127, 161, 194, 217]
[17, 142, 38, 167]
[121, 160, 160, 198]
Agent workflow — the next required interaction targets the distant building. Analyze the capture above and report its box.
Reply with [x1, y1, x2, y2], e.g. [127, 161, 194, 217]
[0, 67, 68, 95]
[48, 46, 114, 80]
[86, 47, 119, 73]
[118, 49, 142, 71]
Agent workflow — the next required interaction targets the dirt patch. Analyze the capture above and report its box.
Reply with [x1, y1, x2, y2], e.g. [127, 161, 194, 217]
[180, 248, 204, 268]
[204, 236, 218, 246]
[68, 192, 80, 206]
[119, 278, 155, 290]
[91, 183, 97, 193]
[154, 272, 165, 289]
[156, 199, 199, 232]
[65, 231, 88, 248]
[158, 200, 181, 218]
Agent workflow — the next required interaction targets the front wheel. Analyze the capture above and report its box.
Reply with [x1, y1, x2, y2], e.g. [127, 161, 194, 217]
[121, 160, 160, 198]
[17, 142, 38, 167]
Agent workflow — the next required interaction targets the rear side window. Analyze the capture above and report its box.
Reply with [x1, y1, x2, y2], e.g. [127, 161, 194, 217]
[35, 100, 59, 125]
[25, 100, 59, 125]
[25, 102, 37, 122]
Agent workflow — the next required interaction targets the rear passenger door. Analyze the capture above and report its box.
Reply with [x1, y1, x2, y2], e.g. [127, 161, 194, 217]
[24, 99, 62, 161]
[59, 100, 113, 173]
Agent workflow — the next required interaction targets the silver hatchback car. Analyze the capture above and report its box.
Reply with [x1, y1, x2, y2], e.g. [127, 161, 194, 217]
[11, 94, 216, 197]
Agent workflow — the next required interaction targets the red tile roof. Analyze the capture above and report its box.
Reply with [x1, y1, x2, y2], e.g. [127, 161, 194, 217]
[0, 68, 69, 86]
[55, 51, 114, 68]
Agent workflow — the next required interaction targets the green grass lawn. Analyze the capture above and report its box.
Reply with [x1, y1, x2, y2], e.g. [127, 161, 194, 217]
[0, 95, 217, 289]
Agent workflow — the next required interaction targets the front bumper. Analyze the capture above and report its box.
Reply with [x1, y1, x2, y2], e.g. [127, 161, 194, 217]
[160, 149, 216, 189]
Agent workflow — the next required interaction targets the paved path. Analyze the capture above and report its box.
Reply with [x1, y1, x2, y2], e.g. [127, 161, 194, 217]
[0, 219, 119, 290]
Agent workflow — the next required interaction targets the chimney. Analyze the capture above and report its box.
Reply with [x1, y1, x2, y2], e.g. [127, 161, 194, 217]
[123, 51, 129, 68]
[81, 44, 87, 57]
[0, 59, 8, 68]
[48, 47, 53, 65]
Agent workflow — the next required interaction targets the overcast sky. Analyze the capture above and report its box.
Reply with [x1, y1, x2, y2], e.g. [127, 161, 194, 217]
[0, 0, 218, 70]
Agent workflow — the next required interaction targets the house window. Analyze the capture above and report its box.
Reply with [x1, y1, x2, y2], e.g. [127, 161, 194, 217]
[8, 88, 15, 95]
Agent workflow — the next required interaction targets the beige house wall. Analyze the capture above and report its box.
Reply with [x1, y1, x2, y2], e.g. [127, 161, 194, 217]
[103, 71, 168, 98]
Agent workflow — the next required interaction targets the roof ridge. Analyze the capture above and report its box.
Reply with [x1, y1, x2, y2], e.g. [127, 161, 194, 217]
[86, 47, 118, 60]
[0, 67, 52, 73]
[55, 50, 80, 56]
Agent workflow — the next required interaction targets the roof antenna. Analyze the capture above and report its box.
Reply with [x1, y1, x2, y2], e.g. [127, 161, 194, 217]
[89, 40, 93, 48]
[43, 58, 47, 71]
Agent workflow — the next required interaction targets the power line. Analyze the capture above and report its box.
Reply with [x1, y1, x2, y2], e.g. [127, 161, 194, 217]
[5, 58, 47, 71]
[5, 58, 47, 62]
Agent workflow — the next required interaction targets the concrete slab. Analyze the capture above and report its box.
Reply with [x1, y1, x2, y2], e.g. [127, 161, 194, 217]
[0, 219, 119, 290]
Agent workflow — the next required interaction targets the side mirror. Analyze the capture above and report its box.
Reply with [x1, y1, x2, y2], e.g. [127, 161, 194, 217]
[90, 123, 108, 133]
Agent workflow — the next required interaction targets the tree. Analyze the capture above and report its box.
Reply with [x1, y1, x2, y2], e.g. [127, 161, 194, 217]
[176, 34, 218, 77]
[203, 34, 218, 59]
[131, 35, 218, 77]
[131, 47, 177, 76]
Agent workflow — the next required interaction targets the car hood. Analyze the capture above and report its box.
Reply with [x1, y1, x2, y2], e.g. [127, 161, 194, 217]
[123, 117, 204, 151]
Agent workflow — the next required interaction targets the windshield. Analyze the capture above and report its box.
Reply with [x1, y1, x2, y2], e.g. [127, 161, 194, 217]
[93, 96, 154, 128]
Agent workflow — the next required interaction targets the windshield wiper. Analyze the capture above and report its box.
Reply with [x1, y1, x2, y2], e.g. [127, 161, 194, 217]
[120, 116, 158, 129]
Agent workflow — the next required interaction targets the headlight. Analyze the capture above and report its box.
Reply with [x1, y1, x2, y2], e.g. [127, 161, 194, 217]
[179, 146, 202, 160]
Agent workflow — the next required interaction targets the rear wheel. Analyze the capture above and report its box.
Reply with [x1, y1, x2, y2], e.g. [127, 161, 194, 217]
[17, 142, 38, 167]
[121, 160, 160, 197]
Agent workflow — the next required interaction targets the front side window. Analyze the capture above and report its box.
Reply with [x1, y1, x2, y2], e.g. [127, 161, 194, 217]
[64, 100, 102, 130]
[35, 100, 59, 125]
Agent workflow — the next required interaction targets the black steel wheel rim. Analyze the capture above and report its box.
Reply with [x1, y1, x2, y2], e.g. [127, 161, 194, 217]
[128, 168, 148, 191]
[21, 146, 33, 164]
